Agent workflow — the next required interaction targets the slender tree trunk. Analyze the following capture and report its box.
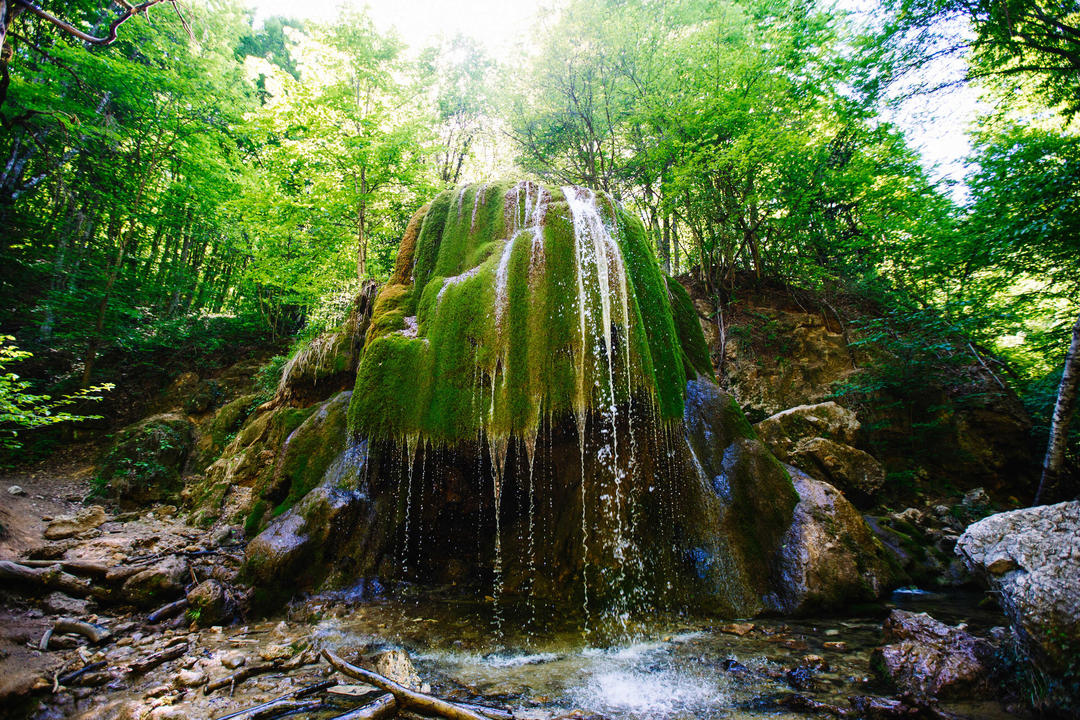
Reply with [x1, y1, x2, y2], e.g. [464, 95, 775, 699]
[82, 228, 128, 387]
[356, 166, 368, 280]
[1035, 311, 1080, 504]
[0, 1, 26, 109]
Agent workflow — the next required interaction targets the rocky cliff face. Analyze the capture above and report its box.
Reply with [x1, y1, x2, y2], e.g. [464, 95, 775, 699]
[679, 276, 1038, 504]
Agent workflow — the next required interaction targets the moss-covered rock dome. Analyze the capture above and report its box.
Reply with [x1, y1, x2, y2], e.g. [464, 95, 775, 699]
[348, 181, 712, 447]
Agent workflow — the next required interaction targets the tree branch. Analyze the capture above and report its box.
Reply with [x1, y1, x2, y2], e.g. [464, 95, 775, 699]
[13, 0, 176, 46]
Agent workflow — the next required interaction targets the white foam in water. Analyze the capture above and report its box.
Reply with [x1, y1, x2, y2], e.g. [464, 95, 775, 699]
[575, 667, 723, 718]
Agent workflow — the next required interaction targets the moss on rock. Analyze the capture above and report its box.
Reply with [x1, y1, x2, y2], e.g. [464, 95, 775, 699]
[349, 182, 711, 445]
[95, 413, 195, 505]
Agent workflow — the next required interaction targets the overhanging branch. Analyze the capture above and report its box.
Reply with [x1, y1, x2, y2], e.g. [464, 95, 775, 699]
[13, 0, 177, 46]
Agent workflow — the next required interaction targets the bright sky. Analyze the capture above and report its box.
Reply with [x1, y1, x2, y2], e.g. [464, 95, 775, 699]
[245, 0, 979, 197]
[245, 0, 542, 60]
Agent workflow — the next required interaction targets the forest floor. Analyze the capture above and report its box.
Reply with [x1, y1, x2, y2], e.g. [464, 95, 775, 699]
[0, 448, 334, 720]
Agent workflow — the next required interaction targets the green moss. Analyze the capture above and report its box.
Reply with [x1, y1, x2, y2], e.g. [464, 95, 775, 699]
[349, 182, 704, 445]
[245, 499, 268, 537]
[666, 277, 714, 380]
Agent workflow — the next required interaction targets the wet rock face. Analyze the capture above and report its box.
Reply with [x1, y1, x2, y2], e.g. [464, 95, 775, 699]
[872, 609, 995, 701]
[765, 469, 901, 614]
[682, 379, 799, 616]
[243, 458, 369, 609]
[956, 501, 1080, 676]
[95, 414, 195, 505]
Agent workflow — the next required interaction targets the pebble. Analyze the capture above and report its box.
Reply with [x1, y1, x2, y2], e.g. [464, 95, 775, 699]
[823, 641, 848, 651]
[220, 651, 246, 669]
[7, 485, 25, 496]
[175, 669, 206, 688]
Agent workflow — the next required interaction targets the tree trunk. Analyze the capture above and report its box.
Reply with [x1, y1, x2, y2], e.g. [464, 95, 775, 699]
[0, 0, 26, 109]
[1036, 311, 1080, 504]
[356, 166, 368, 280]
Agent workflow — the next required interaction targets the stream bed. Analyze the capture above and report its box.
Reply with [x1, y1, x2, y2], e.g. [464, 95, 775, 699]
[300, 586, 1021, 720]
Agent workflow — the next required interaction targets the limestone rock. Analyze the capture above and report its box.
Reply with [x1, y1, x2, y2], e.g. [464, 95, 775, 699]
[243, 466, 368, 608]
[872, 609, 995, 700]
[755, 402, 861, 457]
[755, 403, 883, 506]
[374, 649, 423, 691]
[186, 579, 226, 626]
[682, 379, 800, 617]
[7, 485, 25, 496]
[174, 668, 206, 688]
[765, 468, 902, 614]
[122, 556, 190, 607]
[789, 436, 885, 505]
[44, 592, 90, 615]
[955, 501, 1080, 675]
[43, 505, 107, 540]
[95, 414, 194, 505]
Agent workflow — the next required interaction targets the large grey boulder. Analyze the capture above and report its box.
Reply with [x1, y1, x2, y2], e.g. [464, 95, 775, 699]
[956, 501, 1080, 675]
[765, 468, 902, 614]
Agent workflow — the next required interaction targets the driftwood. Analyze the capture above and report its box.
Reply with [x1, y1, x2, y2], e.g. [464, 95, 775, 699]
[243, 699, 325, 719]
[129, 642, 188, 674]
[57, 661, 108, 687]
[147, 598, 189, 623]
[204, 662, 278, 695]
[15, 559, 110, 577]
[328, 694, 398, 720]
[211, 680, 337, 720]
[455, 703, 515, 720]
[322, 649, 492, 720]
[39, 617, 111, 649]
[0, 560, 107, 598]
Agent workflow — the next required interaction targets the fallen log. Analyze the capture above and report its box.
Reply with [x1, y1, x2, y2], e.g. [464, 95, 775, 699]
[129, 643, 188, 674]
[57, 661, 108, 687]
[204, 662, 277, 696]
[40, 618, 111, 650]
[0, 560, 107, 599]
[322, 649, 490, 720]
[15, 559, 110, 577]
[328, 693, 398, 720]
[244, 699, 325, 720]
[147, 598, 189, 623]
[211, 679, 337, 720]
[455, 702, 515, 720]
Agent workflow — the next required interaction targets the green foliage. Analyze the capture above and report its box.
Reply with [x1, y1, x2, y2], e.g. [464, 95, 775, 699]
[0, 336, 111, 451]
[92, 415, 192, 500]
[253, 355, 289, 404]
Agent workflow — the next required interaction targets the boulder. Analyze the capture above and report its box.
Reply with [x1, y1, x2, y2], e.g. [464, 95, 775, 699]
[871, 609, 995, 701]
[186, 579, 227, 626]
[682, 379, 800, 617]
[95, 414, 194, 504]
[374, 649, 424, 691]
[121, 556, 189, 607]
[43, 505, 107, 540]
[789, 436, 885, 505]
[955, 501, 1080, 676]
[244, 465, 369, 609]
[765, 468, 902, 614]
[755, 402, 861, 457]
